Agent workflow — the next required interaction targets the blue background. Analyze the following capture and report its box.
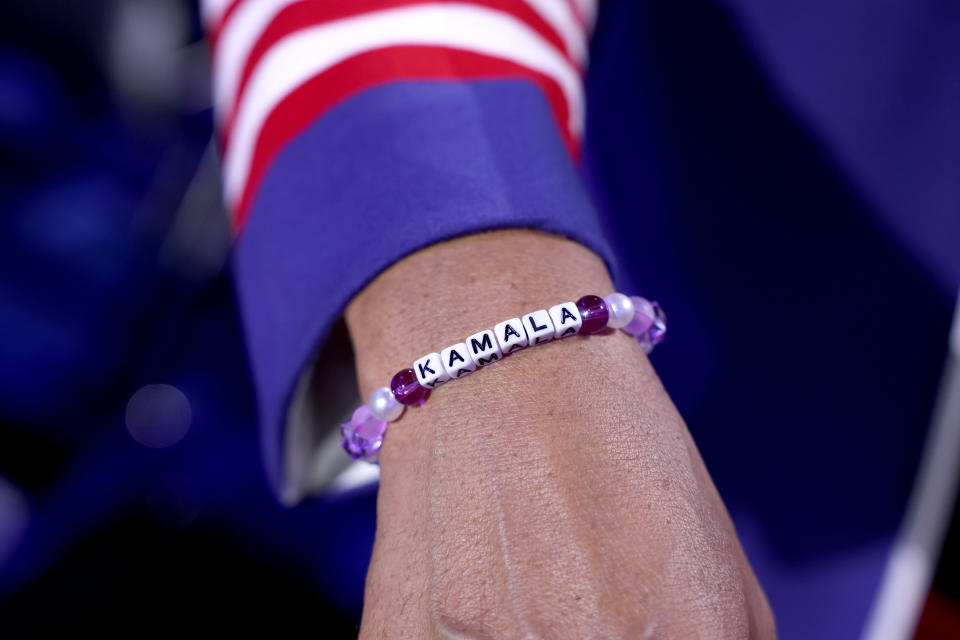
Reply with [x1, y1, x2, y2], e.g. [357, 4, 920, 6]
[0, 1, 956, 637]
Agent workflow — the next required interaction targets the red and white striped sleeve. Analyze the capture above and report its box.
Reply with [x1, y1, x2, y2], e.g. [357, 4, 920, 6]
[201, 0, 597, 229]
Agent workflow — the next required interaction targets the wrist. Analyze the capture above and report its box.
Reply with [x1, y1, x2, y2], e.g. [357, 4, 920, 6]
[344, 229, 616, 400]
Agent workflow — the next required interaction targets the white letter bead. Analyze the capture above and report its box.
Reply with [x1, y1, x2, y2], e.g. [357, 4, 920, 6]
[522, 309, 555, 346]
[494, 317, 529, 354]
[549, 302, 582, 339]
[466, 329, 503, 367]
[441, 343, 477, 379]
[413, 352, 450, 389]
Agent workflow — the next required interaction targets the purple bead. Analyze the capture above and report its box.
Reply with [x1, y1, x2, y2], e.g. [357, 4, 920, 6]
[390, 368, 429, 406]
[637, 301, 667, 354]
[340, 405, 388, 461]
[576, 294, 609, 334]
[623, 296, 656, 337]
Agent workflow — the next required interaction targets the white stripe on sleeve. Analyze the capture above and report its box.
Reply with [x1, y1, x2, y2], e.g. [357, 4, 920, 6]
[213, 0, 301, 122]
[523, 0, 588, 65]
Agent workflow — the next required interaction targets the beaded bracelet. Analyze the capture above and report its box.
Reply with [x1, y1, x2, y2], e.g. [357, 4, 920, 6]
[341, 293, 667, 462]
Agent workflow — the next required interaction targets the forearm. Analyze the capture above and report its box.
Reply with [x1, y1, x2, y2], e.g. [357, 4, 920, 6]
[346, 230, 772, 638]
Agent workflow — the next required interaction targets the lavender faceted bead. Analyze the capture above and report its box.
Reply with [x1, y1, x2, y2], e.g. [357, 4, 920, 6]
[390, 368, 429, 406]
[340, 405, 388, 461]
[622, 297, 667, 353]
[576, 294, 609, 334]
[646, 302, 667, 342]
[622, 296, 656, 337]
[638, 302, 668, 354]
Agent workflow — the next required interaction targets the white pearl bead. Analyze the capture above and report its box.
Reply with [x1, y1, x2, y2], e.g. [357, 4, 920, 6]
[604, 292, 635, 329]
[369, 386, 404, 422]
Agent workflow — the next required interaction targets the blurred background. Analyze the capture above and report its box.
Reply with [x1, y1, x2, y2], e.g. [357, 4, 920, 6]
[0, 1, 957, 637]
[0, 1, 370, 635]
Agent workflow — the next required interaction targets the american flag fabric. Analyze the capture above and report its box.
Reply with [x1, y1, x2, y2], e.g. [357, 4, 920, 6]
[203, 0, 598, 228]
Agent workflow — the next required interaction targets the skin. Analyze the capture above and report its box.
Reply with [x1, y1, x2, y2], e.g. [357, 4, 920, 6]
[345, 230, 775, 639]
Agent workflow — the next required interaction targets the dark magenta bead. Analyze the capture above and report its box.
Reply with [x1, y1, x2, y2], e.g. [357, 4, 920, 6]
[576, 294, 609, 334]
[390, 368, 430, 406]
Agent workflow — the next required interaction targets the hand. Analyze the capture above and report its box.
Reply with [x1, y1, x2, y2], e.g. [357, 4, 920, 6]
[346, 230, 775, 638]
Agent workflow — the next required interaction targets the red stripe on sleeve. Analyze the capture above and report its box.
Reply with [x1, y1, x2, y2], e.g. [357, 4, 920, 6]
[217, 0, 581, 147]
[208, 0, 244, 47]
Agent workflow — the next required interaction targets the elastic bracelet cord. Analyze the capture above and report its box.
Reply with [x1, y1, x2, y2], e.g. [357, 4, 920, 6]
[341, 293, 667, 462]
